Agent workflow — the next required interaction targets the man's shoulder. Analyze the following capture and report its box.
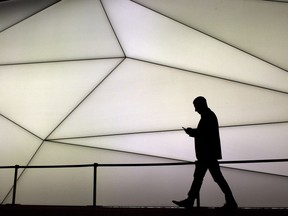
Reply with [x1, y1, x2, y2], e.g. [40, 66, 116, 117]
[204, 108, 217, 117]
[202, 108, 218, 124]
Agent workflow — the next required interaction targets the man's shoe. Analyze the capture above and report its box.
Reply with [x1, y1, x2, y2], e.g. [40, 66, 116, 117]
[221, 202, 238, 210]
[172, 199, 194, 209]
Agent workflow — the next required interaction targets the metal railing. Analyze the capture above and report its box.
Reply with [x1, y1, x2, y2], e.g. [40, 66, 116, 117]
[1, 158, 287, 207]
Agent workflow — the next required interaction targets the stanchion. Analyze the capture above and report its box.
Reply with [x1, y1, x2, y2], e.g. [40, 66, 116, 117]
[196, 193, 200, 207]
[12, 165, 19, 205]
[93, 163, 98, 207]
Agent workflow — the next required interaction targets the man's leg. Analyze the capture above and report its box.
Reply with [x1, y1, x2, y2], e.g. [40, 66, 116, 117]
[173, 161, 207, 208]
[187, 161, 207, 199]
[208, 160, 237, 208]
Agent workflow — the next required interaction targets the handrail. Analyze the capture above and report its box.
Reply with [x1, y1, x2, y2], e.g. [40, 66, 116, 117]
[1, 158, 287, 207]
[1, 158, 288, 169]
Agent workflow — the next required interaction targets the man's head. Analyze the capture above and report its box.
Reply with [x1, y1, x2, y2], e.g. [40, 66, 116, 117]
[193, 96, 208, 114]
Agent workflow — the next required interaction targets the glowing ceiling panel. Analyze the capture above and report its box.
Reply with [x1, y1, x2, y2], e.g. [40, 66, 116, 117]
[102, 0, 288, 93]
[6, 142, 178, 205]
[133, 0, 288, 71]
[0, 0, 59, 32]
[51, 123, 288, 176]
[0, 116, 41, 166]
[0, 59, 123, 138]
[221, 123, 288, 176]
[5, 142, 287, 207]
[50, 131, 194, 162]
[0, 0, 287, 208]
[0, 115, 42, 202]
[49, 59, 288, 139]
[0, 0, 124, 64]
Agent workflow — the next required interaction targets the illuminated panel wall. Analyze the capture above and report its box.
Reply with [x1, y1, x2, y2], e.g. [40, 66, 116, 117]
[0, 0, 288, 207]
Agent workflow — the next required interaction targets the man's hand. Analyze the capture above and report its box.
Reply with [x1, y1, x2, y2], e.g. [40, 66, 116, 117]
[182, 127, 195, 137]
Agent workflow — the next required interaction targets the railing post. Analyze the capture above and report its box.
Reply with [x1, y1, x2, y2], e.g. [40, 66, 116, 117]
[93, 163, 98, 207]
[12, 165, 19, 205]
[196, 193, 200, 207]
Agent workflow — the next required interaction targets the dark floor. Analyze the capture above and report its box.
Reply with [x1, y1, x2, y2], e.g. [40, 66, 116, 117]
[1, 205, 288, 216]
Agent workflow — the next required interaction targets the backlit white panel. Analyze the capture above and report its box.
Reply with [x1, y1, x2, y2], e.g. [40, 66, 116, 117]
[221, 123, 288, 176]
[97, 164, 288, 207]
[0, 0, 287, 208]
[102, 0, 288, 92]
[205, 167, 288, 207]
[0, 116, 42, 167]
[0, 0, 59, 32]
[4, 163, 288, 207]
[0, 116, 42, 202]
[11, 142, 181, 206]
[16, 167, 93, 206]
[9, 143, 288, 207]
[0, 0, 58, 31]
[0, 0, 123, 64]
[134, 0, 288, 71]
[0, 169, 17, 204]
[49, 59, 288, 139]
[222, 123, 288, 161]
[0, 59, 123, 138]
[98, 164, 193, 206]
[51, 131, 196, 161]
[30, 141, 178, 165]
[53, 123, 288, 176]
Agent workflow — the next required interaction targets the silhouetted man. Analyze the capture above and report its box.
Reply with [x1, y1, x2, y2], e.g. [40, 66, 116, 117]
[173, 96, 237, 209]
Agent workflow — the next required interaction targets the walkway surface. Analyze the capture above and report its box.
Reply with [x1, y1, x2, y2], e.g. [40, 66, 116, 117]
[1, 205, 288, 216]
